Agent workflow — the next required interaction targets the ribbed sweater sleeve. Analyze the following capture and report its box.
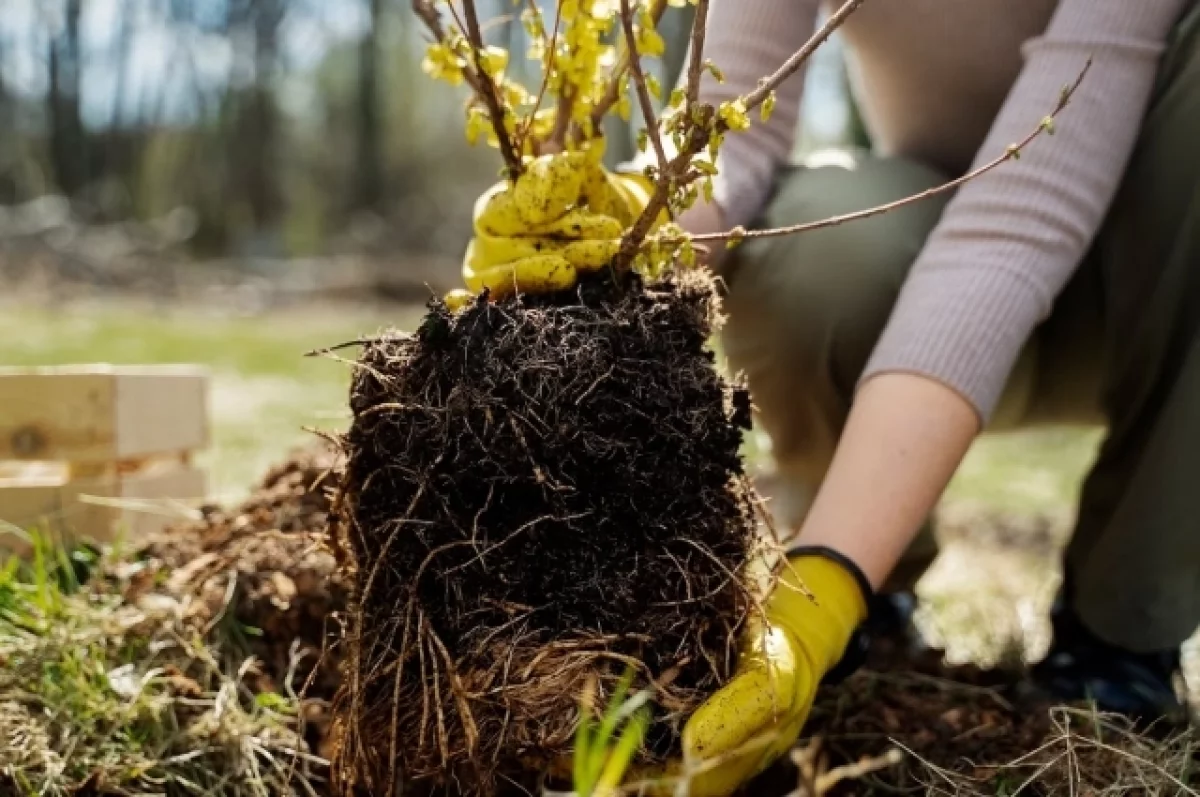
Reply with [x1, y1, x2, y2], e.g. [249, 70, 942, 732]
[861, 0, 1188, 422]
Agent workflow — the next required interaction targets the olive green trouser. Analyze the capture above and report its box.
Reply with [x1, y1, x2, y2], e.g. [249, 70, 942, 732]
[718, 6, 1200, 653]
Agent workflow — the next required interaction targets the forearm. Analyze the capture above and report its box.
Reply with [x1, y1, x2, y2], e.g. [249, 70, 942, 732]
[791, 372, 979, 589]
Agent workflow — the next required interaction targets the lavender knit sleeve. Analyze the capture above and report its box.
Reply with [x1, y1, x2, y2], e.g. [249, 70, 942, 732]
[861, 0, 1188, 422]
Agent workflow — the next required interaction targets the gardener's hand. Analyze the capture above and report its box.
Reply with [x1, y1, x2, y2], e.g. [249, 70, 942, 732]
[674, 548, 871, 797]
[444, 150, 659, 309]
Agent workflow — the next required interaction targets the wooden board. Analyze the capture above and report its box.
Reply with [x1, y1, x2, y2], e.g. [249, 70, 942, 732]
[0, 462, 207, 555]
[0, 365, 209, 463]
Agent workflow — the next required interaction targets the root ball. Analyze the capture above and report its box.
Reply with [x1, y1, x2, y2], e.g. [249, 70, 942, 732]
[331, 271, 763, 796]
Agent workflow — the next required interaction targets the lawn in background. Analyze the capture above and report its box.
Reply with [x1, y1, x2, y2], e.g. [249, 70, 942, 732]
[0, 301, 1101, 512]
[0, 301, 417, 504]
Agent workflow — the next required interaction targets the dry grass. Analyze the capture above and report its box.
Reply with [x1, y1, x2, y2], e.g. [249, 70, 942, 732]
[0, 534, 327, 796]
[891, 705, 1199, 797]
[773, 668, 1199, 797]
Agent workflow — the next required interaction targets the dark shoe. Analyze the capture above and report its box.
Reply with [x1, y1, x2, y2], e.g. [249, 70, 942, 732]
[864, 590, 935, 665]
[1030, 601, 1185, 723]
[866, 590, 918, 638]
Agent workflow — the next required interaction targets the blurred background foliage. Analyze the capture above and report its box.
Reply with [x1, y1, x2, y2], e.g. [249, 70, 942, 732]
[0, 0, 860, 283]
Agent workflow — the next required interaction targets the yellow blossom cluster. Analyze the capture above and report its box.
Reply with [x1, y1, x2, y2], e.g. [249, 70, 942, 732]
[418, 0, 773, 278]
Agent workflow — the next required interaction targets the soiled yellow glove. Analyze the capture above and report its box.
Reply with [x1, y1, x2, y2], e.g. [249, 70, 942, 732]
[444, 150, 661, 310]
[673, 549, 870, 797]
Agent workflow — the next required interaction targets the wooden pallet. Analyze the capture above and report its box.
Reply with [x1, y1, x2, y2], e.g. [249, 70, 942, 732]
[0, 364, 210, 553]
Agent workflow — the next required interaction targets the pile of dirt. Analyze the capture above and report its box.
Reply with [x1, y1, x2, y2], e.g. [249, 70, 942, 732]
[329, 270, 765, 797]
[751, 638, 1198, 796]
[115, 443, 349, 759]
[87, 442, 1193, 797]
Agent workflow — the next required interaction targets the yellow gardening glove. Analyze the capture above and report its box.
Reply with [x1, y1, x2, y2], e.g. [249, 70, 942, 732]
[444, 149, 661, 310]
[671, 548, 871, 797]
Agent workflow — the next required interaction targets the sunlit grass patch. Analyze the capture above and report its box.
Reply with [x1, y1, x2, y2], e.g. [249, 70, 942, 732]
[0, 532, 325, 796]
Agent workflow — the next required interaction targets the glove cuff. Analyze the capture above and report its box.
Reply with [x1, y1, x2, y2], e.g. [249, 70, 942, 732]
[785, 544, 874, 686]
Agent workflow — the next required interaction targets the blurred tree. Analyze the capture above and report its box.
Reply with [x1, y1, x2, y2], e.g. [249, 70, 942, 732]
[229, 0, 287, 244]
[9, 0, 855, 277]
[47, 0, 89, 196]
[0, 33, 11, 202]
[356, 0, 385, 210]
[844, 72, 870, 149]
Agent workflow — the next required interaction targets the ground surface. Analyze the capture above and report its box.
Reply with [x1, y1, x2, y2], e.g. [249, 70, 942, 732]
[1, 296, 1196, 795]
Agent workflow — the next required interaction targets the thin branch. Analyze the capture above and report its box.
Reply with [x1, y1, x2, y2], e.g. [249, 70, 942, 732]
[741, 0, 865, 114]
[681, 58, 1092, 246]
[479, 13, 516, 36]
[412, 1, 455, 52]
[588, 0, 668, 129]
[550, 89, 576, 150]
[515, 0, 564, 155]
[460, 0, 524, 176]
[612, 110, 711, 268]
[413, 0, 522, 176]
[620, 0, 668, 172]
[613, 0, 867, 268]
[683, 0, 710, 107]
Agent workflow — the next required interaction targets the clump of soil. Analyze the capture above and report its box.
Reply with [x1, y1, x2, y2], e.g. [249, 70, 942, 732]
[118, 443, 350, 758]
[330, 270, 764, 797]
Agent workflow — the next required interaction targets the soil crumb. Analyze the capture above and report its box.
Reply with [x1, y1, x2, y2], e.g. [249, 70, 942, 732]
[330, 270, 763, 797]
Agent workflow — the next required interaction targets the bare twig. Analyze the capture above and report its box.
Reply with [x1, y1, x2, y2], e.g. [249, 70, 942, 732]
[683, 0, 711, 107]
[620, 0, 669, 172]
[680, 58, 1091, 246]
[550, 89, 576, 150]
[515, 0, 564, 154]
[741, 0, 865, 115]
[611, 128, 706, 268]
[588, 0, 669, 129]
[613, 0, 867, 268]
[459, 0, 524, 176]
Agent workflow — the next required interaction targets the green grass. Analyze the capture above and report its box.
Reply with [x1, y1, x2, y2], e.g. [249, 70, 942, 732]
[0, 301, 419, 504]
[0, 532, 320, 796]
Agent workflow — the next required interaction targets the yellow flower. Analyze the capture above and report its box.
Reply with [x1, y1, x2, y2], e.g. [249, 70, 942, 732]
[465, 106, 490, 145]
[479, 45, 509, 79]
[761, 91, 777, 122]
[422, 42, 466, 86]
[634, 24, 665, 58]
[718, 99, 751, 132]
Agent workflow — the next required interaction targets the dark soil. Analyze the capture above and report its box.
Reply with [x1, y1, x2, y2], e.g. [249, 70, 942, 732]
[330, 270, 763, 797]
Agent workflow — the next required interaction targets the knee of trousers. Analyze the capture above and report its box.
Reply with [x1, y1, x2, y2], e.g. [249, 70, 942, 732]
[719, 154, 951, 478]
